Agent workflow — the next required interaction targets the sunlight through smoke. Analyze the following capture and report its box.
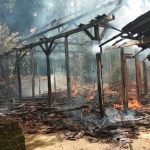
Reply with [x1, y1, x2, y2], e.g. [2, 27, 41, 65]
[92, 40, 100, 54]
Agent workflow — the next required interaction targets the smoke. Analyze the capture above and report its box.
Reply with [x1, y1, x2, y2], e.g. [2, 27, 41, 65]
[101, 0, 150, 50]
[92, 40, 100, 54]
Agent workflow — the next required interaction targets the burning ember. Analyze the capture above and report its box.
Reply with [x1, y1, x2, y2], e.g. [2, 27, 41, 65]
[128, 96, 142, 109]
[71, 90, 77, 96]
[86, 95, 94, 100]
[71, 84, 77, 96]
[114, 103, 123, 109]
[71, 84, 76, 90]
[114, 96, 142, 109]
[52, 90, 56, 93]
[82, 107, 88, 111]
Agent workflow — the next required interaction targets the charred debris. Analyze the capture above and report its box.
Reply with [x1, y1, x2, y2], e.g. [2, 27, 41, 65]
[0, 7, 150, 148]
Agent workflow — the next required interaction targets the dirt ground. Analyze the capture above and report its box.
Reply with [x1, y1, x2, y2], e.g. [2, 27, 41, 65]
[22, 126, 150, 150]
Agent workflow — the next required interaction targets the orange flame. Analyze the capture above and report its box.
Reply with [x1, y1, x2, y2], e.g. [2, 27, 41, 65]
[52, 90, 56, 94]
[114, 103, 123, 108]
[86, 95, 94, 100]
[72, 90, 77, 96]
[128, 96, 142, 109]
[114, 96, 142, 109]
[82, 107, 88, 111]
[71, 84, 76, 90]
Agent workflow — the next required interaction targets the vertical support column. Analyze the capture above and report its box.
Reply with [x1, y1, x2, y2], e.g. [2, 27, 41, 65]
[106, 52, 111, 86]
[91, 64, 95, 89]
[6, 55, 10, 100]
[39, 77, 41, 95]
[143, 61, 148, 95]
[16, 51, 22, 101]
[65, 36, 71, 106]
[94, 25, 100, 41]
[73, 53, 77, 83]
[135, 56, 142, 104]
[120, 48, 128, 112]
[96, 51, 104, 118]
[31, 50, 35, 102]
[79, 56, 83, 86]
[53, 59, 56, 91]
[46, 54, 52, 106]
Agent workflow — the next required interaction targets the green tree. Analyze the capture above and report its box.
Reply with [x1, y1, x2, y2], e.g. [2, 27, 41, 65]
[0, 21, 18, 78]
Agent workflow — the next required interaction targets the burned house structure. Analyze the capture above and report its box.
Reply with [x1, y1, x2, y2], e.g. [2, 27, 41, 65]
[0, 1, 150, 149]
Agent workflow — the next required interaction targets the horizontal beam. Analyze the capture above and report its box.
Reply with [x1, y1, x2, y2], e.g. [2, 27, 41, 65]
[19, 1, 116, 43]
[10, 15, 114, 53]
[54, 40, 92, 45]
[122, 36, 150, 47]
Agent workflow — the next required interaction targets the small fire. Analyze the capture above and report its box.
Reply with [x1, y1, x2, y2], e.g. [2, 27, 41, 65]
[86, 95, 94, 100]
[71, 84, 77, 96]
[128, 96, 142, 109]
[114, 96, 142, 109]
[52, 90, 56, 94]
[71, 84, 76, 90]
[82, 107, 88, 111]
[114, 103, 123, 108]
[71, 90, 77, 96]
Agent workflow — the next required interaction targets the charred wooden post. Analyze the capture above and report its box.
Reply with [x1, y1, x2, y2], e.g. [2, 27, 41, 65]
[96, 51, 104, 118]
[46, 54, 52, 106]
[16, 51, 22, 101]
[53, 64, 56, 91]
[73, 53, 77, 83]
[65, 36, 71, 106]
[143, 61, 148, 95]
[79, 55, 83, 86]
[36, 54, 40, 94]
[135, 56, 142, 104]
[120, 48, 128, 113]
[39, 77, 41, 95]
[31, 50, 35, 102]
[91, 63, 95, 89]
[94, 25, 100, 41]
[40, 41, 54, 107]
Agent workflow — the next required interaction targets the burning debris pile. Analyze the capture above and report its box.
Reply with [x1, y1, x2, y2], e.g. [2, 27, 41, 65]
[0, 86, 149, 148]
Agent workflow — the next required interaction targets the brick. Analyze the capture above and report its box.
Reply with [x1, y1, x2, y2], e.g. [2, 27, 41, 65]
[3, 131, 9, 140]
[0, 117, 26, 150]
[6, 138, 25, 150]
[0, 140, 7, 147]
[12, 120, 19, 130]
[0, 135, 4, 140]
[15, 135, 25, 143]
[6, 119, 19, 130]
[15, 128, 22, 135]
[0, 120, 12, 131]
[0, 126, 4, 134]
